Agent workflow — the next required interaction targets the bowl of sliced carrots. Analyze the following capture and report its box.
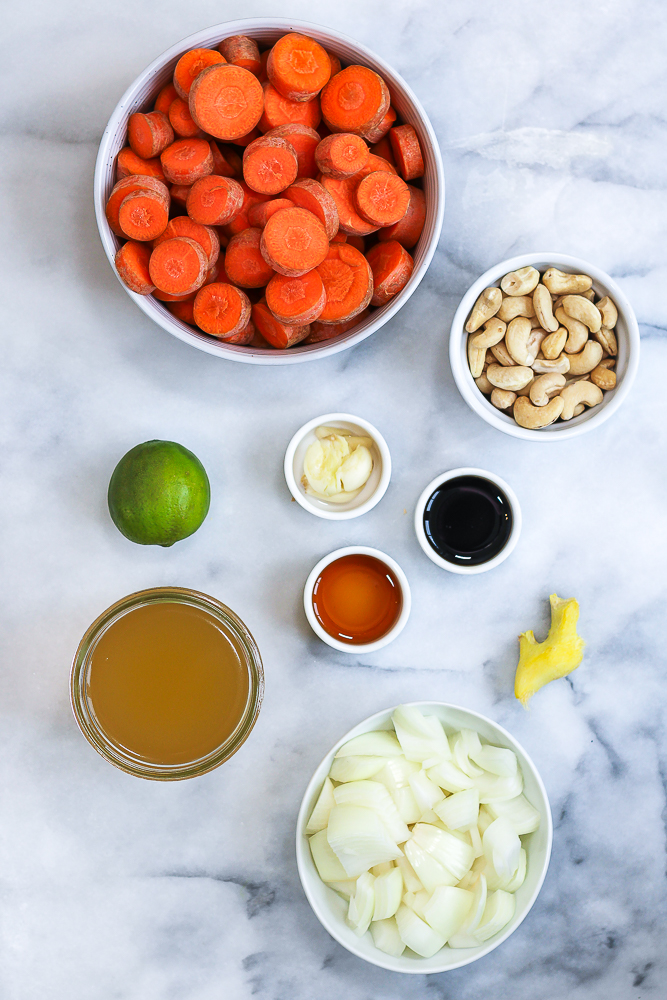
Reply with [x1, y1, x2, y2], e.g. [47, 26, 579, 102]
[95, 18, 444, 364]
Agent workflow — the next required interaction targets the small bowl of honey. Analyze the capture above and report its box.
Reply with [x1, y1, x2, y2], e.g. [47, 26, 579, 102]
[304, 546, 411, 653]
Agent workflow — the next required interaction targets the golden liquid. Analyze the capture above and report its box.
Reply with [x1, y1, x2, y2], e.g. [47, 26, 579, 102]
[87, 602, 249, 765]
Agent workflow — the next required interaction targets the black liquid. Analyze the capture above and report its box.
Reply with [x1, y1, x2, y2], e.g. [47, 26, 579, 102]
[423, 476, 512, 566]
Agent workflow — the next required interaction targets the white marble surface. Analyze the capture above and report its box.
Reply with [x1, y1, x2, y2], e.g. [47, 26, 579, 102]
[1, 0, 665, 997]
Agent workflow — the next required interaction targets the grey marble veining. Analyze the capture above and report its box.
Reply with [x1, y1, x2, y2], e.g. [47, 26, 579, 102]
[1, 0, 666, 997]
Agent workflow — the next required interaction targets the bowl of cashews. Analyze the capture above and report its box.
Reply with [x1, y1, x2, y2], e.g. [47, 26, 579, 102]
[449, 253, 640, 440]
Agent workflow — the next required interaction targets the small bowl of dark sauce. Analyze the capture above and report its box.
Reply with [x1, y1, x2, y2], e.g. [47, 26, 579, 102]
[414, 468, 521, 574]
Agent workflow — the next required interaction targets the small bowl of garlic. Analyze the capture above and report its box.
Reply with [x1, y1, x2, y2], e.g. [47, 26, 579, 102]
[284, 413, 391, 520]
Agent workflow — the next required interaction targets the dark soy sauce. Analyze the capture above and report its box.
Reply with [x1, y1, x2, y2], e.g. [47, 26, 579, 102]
[423, 475, 512, 566]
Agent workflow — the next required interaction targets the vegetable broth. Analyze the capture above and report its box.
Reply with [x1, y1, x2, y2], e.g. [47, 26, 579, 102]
[312, 554, 402, 644]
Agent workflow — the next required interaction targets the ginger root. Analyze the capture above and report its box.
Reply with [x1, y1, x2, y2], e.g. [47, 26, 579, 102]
[514, 594, 585, 707]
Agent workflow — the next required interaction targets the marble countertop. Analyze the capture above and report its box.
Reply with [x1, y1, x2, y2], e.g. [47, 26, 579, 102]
[1, 0, 665, 997]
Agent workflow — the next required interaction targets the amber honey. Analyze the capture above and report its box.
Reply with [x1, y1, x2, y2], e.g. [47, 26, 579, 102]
[312, 553, 403, 645]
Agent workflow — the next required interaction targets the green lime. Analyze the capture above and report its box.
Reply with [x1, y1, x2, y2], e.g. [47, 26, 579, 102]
[108, 440, 210, 547]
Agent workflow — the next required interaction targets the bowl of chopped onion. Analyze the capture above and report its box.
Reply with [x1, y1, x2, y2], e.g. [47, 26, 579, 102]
[295, 702, 552, 973]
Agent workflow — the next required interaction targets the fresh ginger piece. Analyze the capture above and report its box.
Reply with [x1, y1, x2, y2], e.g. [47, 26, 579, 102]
[514, 594, 585, 707]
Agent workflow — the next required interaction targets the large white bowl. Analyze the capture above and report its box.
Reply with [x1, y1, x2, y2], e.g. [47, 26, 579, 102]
[296, 701, 552, 974]
[94, 18, 445, 365]
[449, 252, 640, 439]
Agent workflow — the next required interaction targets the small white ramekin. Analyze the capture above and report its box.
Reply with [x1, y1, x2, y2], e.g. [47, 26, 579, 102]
[414, 468, 521, 574]
[303, 546, 410, 653]
[449, 252, 640, 440]
[284, 413, 391, 520]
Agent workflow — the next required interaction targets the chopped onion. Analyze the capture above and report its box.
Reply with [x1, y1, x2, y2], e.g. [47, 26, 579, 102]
[409, 769, 445, 813]
[333, 780, 410, 844]
[485, 847, 527, 892]
[395, 903, 447, 958]
[372, 867, 403, 920]
[327, 878, 358, 898]
[477, 805, 494, 835]
[327, 804, 401, 877]
[486, 794, 541, 835]
[422, 885, 473, 941]
[391, 786, 422, 825]
[447, 873, 487, 947]
[348, 872, 375, 936]
[309, 829, 349, 882]
[473, 767, 523, 803]
[470, 743, 518, 778]
[392, 706, 451, 764]
[452, 736, 485, 778]
[504, 848, 527, 892]
[459, 728, 483, 757]
[474, 889, 516, 942]
[427, 760, 475, 793]
[370, 861, 394, 877]
[412, 823, 475, 881]
[434, 788, 479, 831]
[329, 755, 386, 782]
[483, 817, 521, 882]
[371, 917, 406, 957]
[336, 731, 403, 758]
[404, 838, 459, 892]
[395, 852, 423, 893]
[469, 824, 483, 859]
[374, 756, 421, 793]
[306, 776, 336, 834]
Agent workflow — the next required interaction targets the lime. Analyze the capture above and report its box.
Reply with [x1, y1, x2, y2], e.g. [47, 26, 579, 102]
[108, 440, 210, 547]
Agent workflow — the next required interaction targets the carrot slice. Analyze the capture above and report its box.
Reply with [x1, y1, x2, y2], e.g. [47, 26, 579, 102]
[168, 97, 201, 138]
[117, 189, 169, 241]
[315, 133, 369, 178]
[259, 82, 321, 132]
[161, 138, 214, 185]
[267, 33, 331, 103]
[319, 154, 394, 236]
[389, 125, 424, 181]
[153, 261, 220, 302]
[247, 197, 293, 228]
[260, 206, 329, 277]
[128, 111, 174, 159]
[154, 83, 178, 115]
[220, 181, 271, 236]
[193, 282, 251, 338]
[370, 135, 397, 169]
[355, 170, 410, 226]
[283, 178, 339, 240]
[208, 140, 236, 177]
[153, 216, 220, 267]
[327, 52, 342, 77]
[218, 36, 261, 76]
[377, 184, 425, 249]
[224, 228, 275, 288]
[242, 135, 298, 195]
[266, 270, 326, 324]
[305, 308, 370, 343]
[173, 48, 226, 100]
[364, 106, 396, 144]
[169, 184, 191, 210]
[116, 147, 165, 181]
[366, 240, 414, 306]
[257, 50, 270, 84]
[320, 66, 390, 136]
[264, 124, 320, 179]
[167, 298, 196, 324]
[330, 230, 347, 243]
[149, 236, 209, 295]
[251, 301, 310, 348]
[186, 174, 244, 226]
[316, 243, 373, 323]
[233, 127, 262, 147]
[115, 241, 155, 294]
[222, 319, 256, 345]
[189, 64, 264, 141]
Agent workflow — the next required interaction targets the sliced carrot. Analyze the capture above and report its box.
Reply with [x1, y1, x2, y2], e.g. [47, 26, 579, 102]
[153, 261, 219, 302]
[320, 65, 390, 136]
[220, 181, 271, 236]
[251, 301, 310, 348]
[128, 111, 174, 159]
[189, 64, 264, 141]
[377, 184, 425, 248]
[257, 50, 270, 84]
[283, 178, 339, 240]
[266, 270, 326, 324]
[224, 228, 275, 288]
[330, 230, 347, 243]
[104, 173, 170, 236]
[259, 82, 321, 132]
[233, 127, 262, 147]
[370, 135, 396, 169]
[247, 197, 293, 228]
[149, 236, 209, 295]
[117, 188, 169, 240]
[193, 282, 251, 338]
[248, 323, 272, 348]
[264, 124, 320, 178]
[389, 124, 424, 181]
[223, 319, 256, 345]
[168, 97, 201, 138]
[363, 106, 396, 144]
[316, 243, 373, 323]
[242, 135, 298, 195]
[167, 298, 196, 325]
[153, 216, 220, 267]
[267, 33, 331, 102]
[169, 184, 191, 210]
[154, 82, 178, 115]
[173, 48, 226, 100]
[260, 206, 329, 277]
[315, 133, 369, 178]
[305, 308, 370, 343]
[161, 138, 214, 184]
[116, 147, 165, 181]
[327, 52, 342, 77]
[366, 240, 414, 306]
[208, 140, 236, 177]
[319, 154, 394, 236]
[218, 36, 261, 76]
[186, 174, 244, 226]
[347, 234, 365, 253]
[115, 241, 155, 294]
[355, 170, 410, 226]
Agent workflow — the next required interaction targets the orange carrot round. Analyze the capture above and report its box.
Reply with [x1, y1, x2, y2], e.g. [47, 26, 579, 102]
[315, 133, 369, 178]
[222, 319, 256, 345]
[283, 178, 339, 240]
[224, 228, 275, 288]
[167, 298, 196, 325]
[185, 174, 244, 226]
[389, 124, 424, 181]
[316, 243, 373, 323]
[168, 97, 201, 138]
[370, 135, 397, 169]
[251, 301, 310, 348]
[264, 124, 320, 178]
[169, 183, 191, 210]
[266, 270, 326, 324]
[242, 135, 298, 195]
[220, 181, 271, 236]
[128, 111, 174, 159]
[189, 64, 264, 141]
[208, 142, 240, 177]
[105, 176, 170, 236]
[260, 206, 329, 276]
[218, 35, 261, 75]
[154, 83, 178, 115]
[149, 236, 209, 295]
[364, 106, 396, 144]
[327, 52, 342, 77]
[305, 308, 370, 343]
[257, 50, 270, 84]
[193, 282, 251, 338]
[320, 66, 390, 136]
[161, 138, 214, 184]
[267, 33, 331, 103]
[153, 216, 220, 267]
[115, 241, 155, 294]
[366, 240, 414, 306]
[153, 261, 219, 302]
[247, 197, 293, 228]
[355, 170, 410, 226]
[330, 230, 347, 243]
[116, 147, 165, 181]
[259, 82, 321, 132]
[117, 188, 169, 241]
[377, 184, 425, 248]
[173, 48, 226, 100]
[319, 154, 394, 236]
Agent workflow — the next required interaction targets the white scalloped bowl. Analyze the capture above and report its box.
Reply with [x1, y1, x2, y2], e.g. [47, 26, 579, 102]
[94, 18, 444, 364]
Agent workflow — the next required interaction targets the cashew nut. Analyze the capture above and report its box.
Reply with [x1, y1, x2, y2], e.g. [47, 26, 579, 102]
[505, 317, 536, 365]
[542, 268, 593, 296]
[562, 294, 602, 333]
[590, 365, 617, 390]
[559, 380, 604, 420]
[490, 340, 516, 366]
[531, 355, 570, 375]
[595, 295, 617, 329]
[468, 335, 486, 378]
[501, 266, 540, 297]
[514, 395, 565, 428]
[582, 289, 596, 301]
[466, 287, 502, 333]
[490, 388, 517, 410]
[597, 357, 616, 370]
[475, 373, 494, 394]
[486, 363, 534, 391]
[554, 307, 588, 354]
[594, 326, 618, 356]
[515, 377, 535, 396]
[497, 295, 535, 322]
[470, 317, 507, 350]
[541, 327, 567, 359]
[565, 339, 603, 375]
[529, 373, 567, 406]
[533, 283, 559, 332]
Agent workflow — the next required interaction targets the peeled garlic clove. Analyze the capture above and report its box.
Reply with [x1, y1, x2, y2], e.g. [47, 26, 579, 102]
[304, 484, 363, 503]
[303, 435, 350, 496]
[338, 444, 373, 492]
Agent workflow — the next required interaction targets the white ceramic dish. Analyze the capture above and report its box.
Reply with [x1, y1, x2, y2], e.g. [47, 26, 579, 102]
[303, 546, 410, 653]
[414, 468, 521, 574]
[94, 17, 445, 365]
[449, 252, 640, 440]
[296, 701, 552, 973]
[284, 413, 390, 520]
